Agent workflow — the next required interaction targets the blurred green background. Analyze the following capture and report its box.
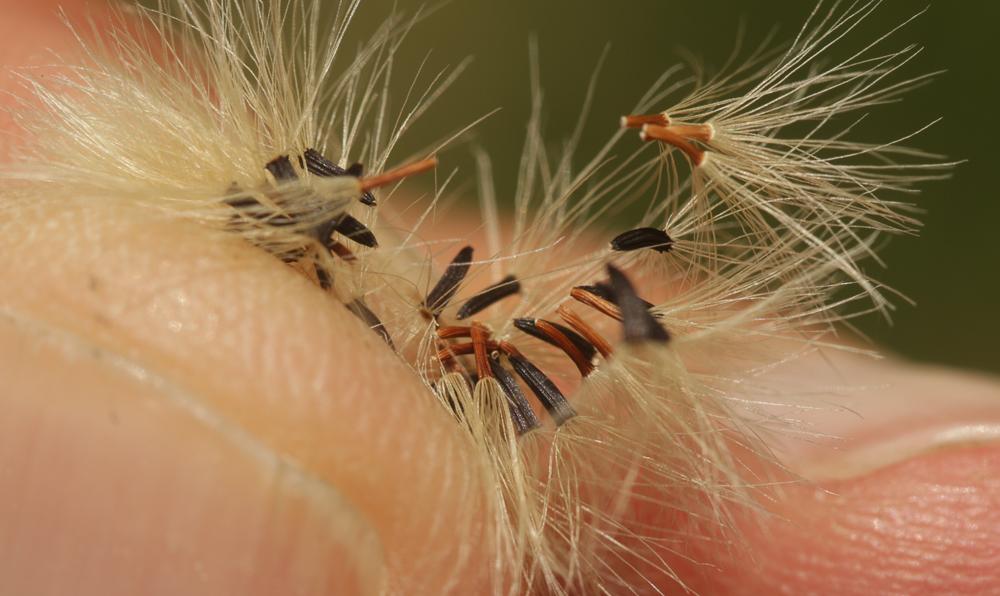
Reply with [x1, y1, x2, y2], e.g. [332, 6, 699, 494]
[335, 1, 998, 374]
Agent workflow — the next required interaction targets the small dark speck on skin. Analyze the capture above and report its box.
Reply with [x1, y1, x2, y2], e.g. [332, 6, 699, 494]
[87, 274, 101, 292]
[92, 311, 113, 328]
[108, 409, 120, 426]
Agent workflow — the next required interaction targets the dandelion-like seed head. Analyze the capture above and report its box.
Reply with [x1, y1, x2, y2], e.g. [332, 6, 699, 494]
[0, 0, 953, 593]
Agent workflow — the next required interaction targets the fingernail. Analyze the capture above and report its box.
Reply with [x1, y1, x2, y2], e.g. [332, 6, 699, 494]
[705, 444, 1000, 595]
[757, 348, 1000, 480]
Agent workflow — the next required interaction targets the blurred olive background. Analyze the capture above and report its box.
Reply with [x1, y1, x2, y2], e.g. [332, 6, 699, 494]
[349, 1, 998, 374]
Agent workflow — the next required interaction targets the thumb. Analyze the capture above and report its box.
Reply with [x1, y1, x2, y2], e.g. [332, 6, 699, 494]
[675, 350, 1000, 594]
[0, 2, 491, 593]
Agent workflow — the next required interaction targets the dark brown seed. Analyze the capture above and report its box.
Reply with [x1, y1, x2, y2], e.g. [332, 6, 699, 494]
[606, 265, 670, 344]
[302, 149, 376, 206]
[575, 282, 615, 303]
[334, 215, 378, 248]
[314, 263, 332, 290]
[266, 155, 298, 181]
[610, 227, 674, 253]
[489, 358, 541, 436]
[556, 305, 614, 361]
[424, 246, 474, 316]
[345, 299, 395, 349]
[226, 193, 297, 227]
[224, 195, 261, 210]
[435, 325, 473, 340]
[278, 247, 307, 264]
[470, 323, 493, 380]
[301, 149, 340, 176]
[328, 241, 357, 262]
[346, 162, 364, 177]
[456, 275, 521, 320]
[513, 318, 598, 362]
[508, 354, 576, 426]
[574, 283, 655, 311]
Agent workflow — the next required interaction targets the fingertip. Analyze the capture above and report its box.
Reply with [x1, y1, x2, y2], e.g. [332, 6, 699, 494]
[692, 445, 1000, 594]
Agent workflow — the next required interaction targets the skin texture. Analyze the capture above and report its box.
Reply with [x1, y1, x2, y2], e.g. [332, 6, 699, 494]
[1, 1, 999, 594]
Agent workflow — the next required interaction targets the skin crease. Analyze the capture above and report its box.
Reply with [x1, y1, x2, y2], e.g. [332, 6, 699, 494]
[1, 1, 999, 594]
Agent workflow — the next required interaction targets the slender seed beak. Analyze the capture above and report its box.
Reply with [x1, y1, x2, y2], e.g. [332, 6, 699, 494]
[639, 123, 714, 167]
[620, 112, 670, 128]
[359, 156, 438, 192]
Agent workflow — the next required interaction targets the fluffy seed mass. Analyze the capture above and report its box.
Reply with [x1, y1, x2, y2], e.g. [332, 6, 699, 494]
[0, 0, 948, 593]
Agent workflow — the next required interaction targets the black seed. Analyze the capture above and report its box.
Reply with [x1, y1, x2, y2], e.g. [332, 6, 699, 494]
[266, 155, 298, 181]
[508, 355, 576, 426]
[226, 193, 297, 227]
[302, 149, 376, 206]
[316, 217, 340, 249]
[512, 318, 598, 362]
[456, 275, 521, 320]
[345, 299, 395, 349]
[314, 263, 332, 290]
[224, 195, 261, 210]
[334, 215, 378, 248]
[279, 247, 307, 264]
[346, 162, 364, 177]
[575, 282, 655, 311]
[606, 265, 670, 344]
[610, 227, 674, 253]
[576, 282, 615, 303]
[489, 358, 541, 436]
[424, 246, 474, 316]
[266, 214, 299, 227]
[302, 149, 341, 176]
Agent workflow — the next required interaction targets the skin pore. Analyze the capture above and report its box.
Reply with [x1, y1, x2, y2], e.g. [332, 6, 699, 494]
[1, 1, 999, 593]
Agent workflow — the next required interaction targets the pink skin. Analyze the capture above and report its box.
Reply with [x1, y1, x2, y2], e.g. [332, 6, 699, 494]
[1, 1, 998, 593]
